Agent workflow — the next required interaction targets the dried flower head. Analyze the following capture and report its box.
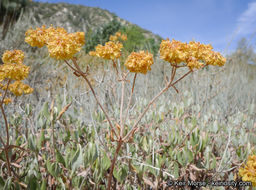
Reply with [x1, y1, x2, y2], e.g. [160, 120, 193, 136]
[1, 50, 30, 81]
[25, 26, 85, 60]
[125, 51, 154, 74]
[2, 50, 24, 64]
[89, 41, 123, 60]
[239, 155, 256, 187]
[47, 32, 85, 60]
[25, 25, 48, 48]
[109, 32, 127, 42]
[109, 35, 118, 41]
[3, 98, 12, 105]
[121, 34, 127, 41]
[0, 63, 30, 81]
[160, 38, 226, 69]
[1, 81, 34, 96]
[115, 32, 121, 37]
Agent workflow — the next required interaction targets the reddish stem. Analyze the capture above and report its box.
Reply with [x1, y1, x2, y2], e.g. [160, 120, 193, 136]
[107, 140, 123, 190]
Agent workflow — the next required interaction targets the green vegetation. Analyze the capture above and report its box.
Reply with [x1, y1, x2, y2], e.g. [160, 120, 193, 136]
[85, 20, 161, 56]
[0, 0, 29, 39]
[120, 25, 160, 55]
[85, 18, 122, 53]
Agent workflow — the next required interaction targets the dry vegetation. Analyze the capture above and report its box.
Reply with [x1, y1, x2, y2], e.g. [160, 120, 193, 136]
[0, 1, 256, 190]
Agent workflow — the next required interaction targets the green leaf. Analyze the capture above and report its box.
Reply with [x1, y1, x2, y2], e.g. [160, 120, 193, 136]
[142, 136, 148, 152]
[56, 94, 62, 113]
[102, 152, 111, 171]
[71, 144, 83, 172]
[14, 182, 21, 190]
[178, 108, 184, 117]
[57, 177, 66, 190]
[46, 160, 52, 175]
[210, 155, 217, 169]
[37, 129, 45, 149]
[40, 180, 47, 190]
[177, 151, 185, 166]
[3, 177, 12, 190]
[56, 149, 66, 167]
[47, 162, 62, 178]
[25, 104, 32, 116]
[88, 143, 98, 163]
[27, 175, 37, 190]
[0, 176, 4, 188]
[28, 134, 37, 152]
[186, 149, 194, 163]
[191, 117, 197, 127]
[173, 162, 179, 178]
[42, 102, 50, 119]
[119, 166, 128, 182]
[113, 167, 119, 182]
[64, 129, 71, 144]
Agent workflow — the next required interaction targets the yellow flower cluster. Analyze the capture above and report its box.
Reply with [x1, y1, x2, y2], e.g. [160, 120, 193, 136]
[2, 50, 25, 64]
[1, 81, 33, 96]
[125, 51, 154, 74]
[0, 50, 33, 104]
[159, 39, 226, 69]
[239, 155, 256, 187]
[25, 25, 85, 60]
[0, 62, 30, 81]
[25, 25, 47, 48]
[0, 50, 30, 81]
[89, 41, 123, 60]
[3, 98, 12, 105]
[109, 32, 127, 41]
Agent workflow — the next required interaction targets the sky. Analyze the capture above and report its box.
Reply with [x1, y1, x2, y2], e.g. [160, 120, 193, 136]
[35, 0, 256, 54]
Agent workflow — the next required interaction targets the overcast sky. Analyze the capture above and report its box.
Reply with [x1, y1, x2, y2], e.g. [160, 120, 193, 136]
[35, 0, 256, 54]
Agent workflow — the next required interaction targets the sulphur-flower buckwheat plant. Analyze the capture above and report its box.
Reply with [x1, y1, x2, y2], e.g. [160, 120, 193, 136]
[239, 155, 256, 187]
[0, 49, 33, 178]
[25, 25, 227, 189]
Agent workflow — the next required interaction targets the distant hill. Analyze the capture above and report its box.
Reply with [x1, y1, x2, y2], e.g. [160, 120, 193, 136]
[27, 2, 160, 38]
[0, 1, 163, 58]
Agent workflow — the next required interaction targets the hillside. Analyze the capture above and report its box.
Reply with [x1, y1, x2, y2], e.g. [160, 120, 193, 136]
[0, 1, 162, 46]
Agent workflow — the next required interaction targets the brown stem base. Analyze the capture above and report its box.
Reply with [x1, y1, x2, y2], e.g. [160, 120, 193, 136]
[107, 140, 123, 190]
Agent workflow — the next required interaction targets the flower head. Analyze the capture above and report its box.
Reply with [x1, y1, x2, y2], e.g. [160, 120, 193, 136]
[47, 32, 85, 60]
[3, 98, 12, 105]
[109, 35, 118, 41]
[25, 26, 85, 60]
[121, 34, 127, 41]
[89, 41, 123, 60]
[125, 51, 154, 74]
[160, 39, 188, 64]
[109, 32, 127, 42]
[2, 50, 24, 64]
[25, 25, 48, 48]
[1, 81, 33, 96]
[239, 155, 256, 187]
[159, 38, 226, 69]
[0, 63, 30, 81]
[0, 50, 29, 81]
[0, 50, 33, 104]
